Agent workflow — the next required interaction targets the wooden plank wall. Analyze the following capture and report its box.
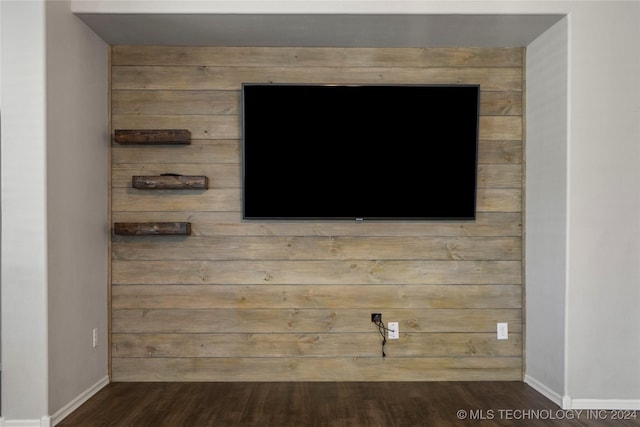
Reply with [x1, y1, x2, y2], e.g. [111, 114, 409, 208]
[110, 46, 524, 381]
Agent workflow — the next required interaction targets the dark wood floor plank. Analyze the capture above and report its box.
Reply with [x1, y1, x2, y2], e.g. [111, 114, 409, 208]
[57, 382, 640, 427]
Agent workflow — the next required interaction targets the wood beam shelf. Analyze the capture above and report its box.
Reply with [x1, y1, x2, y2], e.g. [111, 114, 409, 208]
[114, 129, 191, 145]
[114, 222, 192, 236]
[132, 175, 209, 190]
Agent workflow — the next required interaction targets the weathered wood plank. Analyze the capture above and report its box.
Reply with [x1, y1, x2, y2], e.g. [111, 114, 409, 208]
[112, 236, 522, 261]
[112, 89, 520, 116]
[112, 140, 519, 166]
[112, 308, 522, 334]
[479, 116, 522, 140]
[112, 46, 524, 68]
[114, 164, 519, 191]
[480, 91, 522, 116]
[112, 188, 239, 212]
[477, 140, 522, 164]
[109, 45, 525, 382]
[112, 90, 240, 115]
[113, 164, 238, 189]
[112, 116, 238, 140]
[112, 66, 523, 92]
[114, 129, 191, 145]
[112, 332, 522, 358]
[111, 115, 520, 141]
[112, 140, 239, 165]
[110, 188, 519, 213]
[132, 175, 209, 190]
[477, 164, 522, 189]
[111, 211, 522, 237]
[111, 284, 522, 309]
[111, 356, 522, 382]
[114, 222, 192, 236]
[477, 189, 522, 212]
[111, 260, 522, 285]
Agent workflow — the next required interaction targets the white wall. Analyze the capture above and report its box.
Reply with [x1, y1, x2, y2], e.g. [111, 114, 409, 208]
[564, 2, 640, 404]
[524, 16, 568, 402]
[1, 0, 49, 421]
[1, 0, 109, 424]
[525, 1, 640, 408]
[45, 0, 109, 418]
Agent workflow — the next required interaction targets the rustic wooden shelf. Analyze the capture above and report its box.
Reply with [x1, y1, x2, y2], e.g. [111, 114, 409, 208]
[132, 175, 209, 190]
[114, 129, 191, 145]
[114, 222, 192, 236]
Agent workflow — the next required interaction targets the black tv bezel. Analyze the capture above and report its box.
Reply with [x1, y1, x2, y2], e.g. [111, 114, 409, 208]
[241, 83, 480, 222]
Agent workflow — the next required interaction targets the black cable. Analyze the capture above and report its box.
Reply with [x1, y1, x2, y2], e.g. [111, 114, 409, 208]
[378, 321, 386, 357]
[374, 319, 395, 335]
[373, 319, 395, 358]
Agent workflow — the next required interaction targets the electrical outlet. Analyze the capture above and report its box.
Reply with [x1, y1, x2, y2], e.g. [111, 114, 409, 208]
[497, 323, 508, 340]
[371, 313, 382, 322]
[388, 322, 399, 339]
[92, 328, 98, 348]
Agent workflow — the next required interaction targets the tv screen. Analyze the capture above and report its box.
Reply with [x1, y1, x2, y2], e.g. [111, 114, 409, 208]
[242, 83, 479, 220]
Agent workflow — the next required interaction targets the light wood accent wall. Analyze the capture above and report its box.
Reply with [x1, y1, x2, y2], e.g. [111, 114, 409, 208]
[110, 46, 524, 381]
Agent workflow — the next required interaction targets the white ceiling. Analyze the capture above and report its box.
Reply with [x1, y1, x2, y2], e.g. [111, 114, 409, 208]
[75, 13, 564, 47]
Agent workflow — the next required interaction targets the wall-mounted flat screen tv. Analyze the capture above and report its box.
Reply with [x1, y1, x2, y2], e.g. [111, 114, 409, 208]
[242, 83, 479, 220]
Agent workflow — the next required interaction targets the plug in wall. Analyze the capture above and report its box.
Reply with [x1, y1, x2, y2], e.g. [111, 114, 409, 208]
[497, 323, 508, 340]
[388, 322, 399, 339]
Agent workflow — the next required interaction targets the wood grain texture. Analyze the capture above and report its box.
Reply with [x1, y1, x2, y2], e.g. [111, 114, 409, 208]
[112, 139, 520, 165]
[110, 357, 523, 382]
[111, 66, 522, 91]
[112, 308, 522, 334]
[110, 188, 520, 213]
[111, 284, 522, 309]
[60, 382, 639, 427]
[114, 163, 519, 190]
[112, 140, 239, 165]
[111, 115, 520, 141]
[132, 175, 209, 190]
[113, 222, 192, 236]
[112, 89, 519, 116]
[114, 164, 236, 189]
[110, 46, 525, 382]
[112, 46, 524, 67]
[112, 332, 523, 358]
[111, 260, 522, 285]
[111, 236, 522, 261]
[114, 129, 191, 144]
[61, 382, 619, 427]
[112, 211, 522, 237]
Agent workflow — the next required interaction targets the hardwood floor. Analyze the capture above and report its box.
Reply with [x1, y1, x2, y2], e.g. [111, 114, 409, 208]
[58, 382, 640, 427]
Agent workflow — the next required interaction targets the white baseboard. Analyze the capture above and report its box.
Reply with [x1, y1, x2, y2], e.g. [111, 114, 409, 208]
[566, 398, 640, 410]
[525, 375, 640, 410]
[0, 417, 50, 427]
[50, 375, 110, 426]
[0, 377, 107, 427]
[524, 374, 565, 408]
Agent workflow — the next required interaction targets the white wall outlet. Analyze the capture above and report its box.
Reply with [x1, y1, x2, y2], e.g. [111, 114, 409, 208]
[92, 328, 98, 348]
[497, 323, 508, 340]
[388, 322, 399, 339]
